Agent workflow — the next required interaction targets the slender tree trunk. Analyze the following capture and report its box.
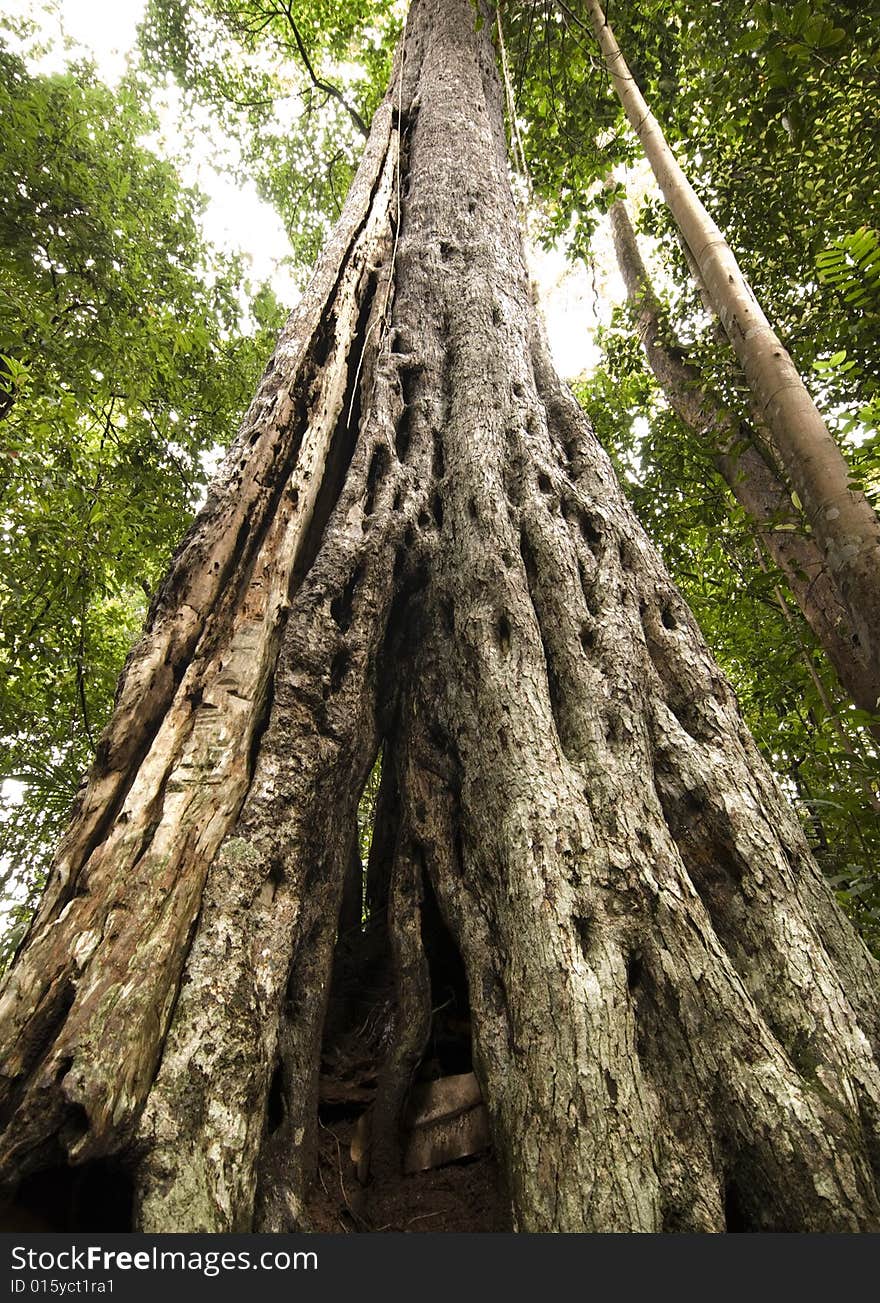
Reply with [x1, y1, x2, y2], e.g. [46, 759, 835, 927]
[585, 0, 880, 702]
[1, 0, 879, 1233]
[608, 197, 880, 719]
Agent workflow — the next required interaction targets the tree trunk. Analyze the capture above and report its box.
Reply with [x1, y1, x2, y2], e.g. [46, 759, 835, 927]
[1, 0, 879, 1233]
[586, 0, 880, 705]
[608, 197, 880, 720]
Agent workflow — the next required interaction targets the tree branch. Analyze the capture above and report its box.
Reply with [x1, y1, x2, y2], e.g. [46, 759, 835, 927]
[279, 2, 368, 137]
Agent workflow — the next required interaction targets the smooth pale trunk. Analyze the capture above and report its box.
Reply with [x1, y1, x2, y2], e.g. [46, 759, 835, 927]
[586, 0, 880, 704]
[608, 198, 880, 720]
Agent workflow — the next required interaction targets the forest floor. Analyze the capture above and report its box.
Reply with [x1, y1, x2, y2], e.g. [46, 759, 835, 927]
[310, 1007, 510, 1233]
[308, 1115, 509, 1233]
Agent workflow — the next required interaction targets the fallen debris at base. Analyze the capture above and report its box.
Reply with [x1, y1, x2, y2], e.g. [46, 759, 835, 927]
[349, 1071, 490, 1178]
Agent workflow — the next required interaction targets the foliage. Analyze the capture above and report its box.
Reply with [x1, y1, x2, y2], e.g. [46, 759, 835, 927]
[137, 0, 400, 276]
[499, 2, 637, 256]
[814, 226, 880, 449]
[503, 0, 880, 405]
[0, 39, 285, 962]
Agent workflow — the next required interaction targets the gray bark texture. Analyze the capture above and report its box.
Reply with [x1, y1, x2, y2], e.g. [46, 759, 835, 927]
[0, 0, 879, 1234]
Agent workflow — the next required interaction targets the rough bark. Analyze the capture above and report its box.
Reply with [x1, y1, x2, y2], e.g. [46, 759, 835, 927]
[608, 198, 880, 718]
[1, 0, 879, 1234]
[586, 0, 880, 703]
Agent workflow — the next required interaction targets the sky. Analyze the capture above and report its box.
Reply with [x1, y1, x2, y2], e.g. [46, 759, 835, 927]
[7, 0, 302, 305]
[4, 0, 624, 379]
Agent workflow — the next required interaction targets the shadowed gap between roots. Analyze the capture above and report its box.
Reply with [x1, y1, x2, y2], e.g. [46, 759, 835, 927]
[305, 743, 508, 1232]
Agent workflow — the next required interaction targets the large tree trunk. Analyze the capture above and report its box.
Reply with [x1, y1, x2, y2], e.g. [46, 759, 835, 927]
[1, 0, 879, 1234]
[585, 0, 880, 702]
[608, 197, 880, 720]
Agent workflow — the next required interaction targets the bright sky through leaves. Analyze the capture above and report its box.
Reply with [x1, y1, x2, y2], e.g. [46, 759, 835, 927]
[6, 0, 613, 378]
[7, 0, 301, 308]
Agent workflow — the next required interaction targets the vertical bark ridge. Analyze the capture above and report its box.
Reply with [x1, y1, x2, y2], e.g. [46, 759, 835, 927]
[134, 312, 406, 1228]
[382, 0, 665, 1231]
[367, 770, 433, 1185]
[527, 327, 880, 1228]
[25, 100, 399, 928]
[134, 26, 447, 1229]
[0, 70, 406, 1188]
